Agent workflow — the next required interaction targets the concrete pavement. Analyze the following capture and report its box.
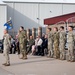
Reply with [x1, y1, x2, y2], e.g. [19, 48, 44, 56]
[0, 54, 75, 75]
[0, 67, 13, 75]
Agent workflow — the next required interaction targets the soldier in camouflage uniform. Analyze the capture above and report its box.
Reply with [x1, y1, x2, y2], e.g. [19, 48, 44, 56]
[47, 28, 53, 58]
[18, 26, 27, 60]
[59, 26, 66, 60]
[27, 36, 35, 54]
[67, 26, 75, 62]
[3, 29, 11, 66]
[53, 27, 60, 59]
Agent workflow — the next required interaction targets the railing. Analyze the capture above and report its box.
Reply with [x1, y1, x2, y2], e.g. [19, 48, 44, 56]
[54, 17, 75, 31]
[54, 21, 66, 31]
[66, 16, 75, 29]
[55, 21, 65, 25]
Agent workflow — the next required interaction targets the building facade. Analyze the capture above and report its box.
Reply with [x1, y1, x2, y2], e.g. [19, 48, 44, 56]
[0, 2, 7, 39]
[0, 0, 75, 38]
[3, 0, 75, 32]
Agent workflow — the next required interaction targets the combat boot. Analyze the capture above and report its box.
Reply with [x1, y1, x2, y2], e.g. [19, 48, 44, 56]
[23, 51, 27, 60]
[23, 55, 27, 60]
[47, 55, 50, 58]
[5, 64, 10, 66]
[2, 63, 7, 65]
[20, 53, 24, 59]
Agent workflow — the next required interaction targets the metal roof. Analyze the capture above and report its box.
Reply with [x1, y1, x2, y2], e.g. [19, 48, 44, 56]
[44, 12, 75, 25]
[2, 0, 75, 4]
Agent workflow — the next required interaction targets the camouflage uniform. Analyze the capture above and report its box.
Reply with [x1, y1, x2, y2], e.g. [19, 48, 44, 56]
[53, 31, 60, 59]
[18, 30, 27, 59]
[67, 31, 75, 62]
[27, 39, 35, 54]
[3, 33, 11, 65]
[48, 31, 53, 57]
[59, 31, 66, 60]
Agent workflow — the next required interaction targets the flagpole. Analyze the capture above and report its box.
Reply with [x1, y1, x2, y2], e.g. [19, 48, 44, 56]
[10, 17, 15, 38]
[12, 28, 15, 38]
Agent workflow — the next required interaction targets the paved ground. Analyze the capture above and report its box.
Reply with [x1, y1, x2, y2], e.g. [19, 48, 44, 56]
[0, 53, 75, 75]
[0, 67, 12, 75]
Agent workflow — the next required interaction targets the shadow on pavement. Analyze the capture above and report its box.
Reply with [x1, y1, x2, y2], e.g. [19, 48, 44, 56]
[11, 58, 54, 66]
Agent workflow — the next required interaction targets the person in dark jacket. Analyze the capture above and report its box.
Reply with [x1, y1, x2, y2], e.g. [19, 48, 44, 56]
[44, 34, 48, 52]
[42, 34, 48, 56]
[41, 33, 45, 56]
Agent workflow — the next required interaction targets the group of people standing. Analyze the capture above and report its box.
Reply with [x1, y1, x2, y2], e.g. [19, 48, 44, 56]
[2, 25, 75, 66]
[2, 26, 28, 66]
[47, 26, 75, 62]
